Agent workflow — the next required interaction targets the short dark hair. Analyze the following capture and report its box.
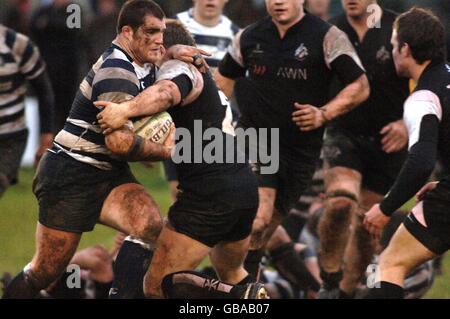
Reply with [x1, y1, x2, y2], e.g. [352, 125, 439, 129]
[394, 7, 446, 64]
[117, 0, 165, 34]
[163, 19, 196, 49]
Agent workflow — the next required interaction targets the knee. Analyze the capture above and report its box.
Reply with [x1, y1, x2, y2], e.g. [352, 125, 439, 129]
[324, 195, 355, 224]
[133, 208, 163, 243]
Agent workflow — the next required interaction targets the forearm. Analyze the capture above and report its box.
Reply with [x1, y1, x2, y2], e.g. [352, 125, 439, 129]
[106, 129, 172, 162]
[213, 69, 235, 99]
[121, 80, 181, 119]
[380, 142, 436, 216]
[321, 74, 369, 121]
[30, 71, 55, 133]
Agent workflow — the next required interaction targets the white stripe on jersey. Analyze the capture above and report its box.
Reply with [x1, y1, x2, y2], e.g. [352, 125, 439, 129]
[0, 63, 18, 76]
[66, 118, 103, 133]
[0, 85, 27, 104]
[404, 89, 442, 150]
[54, 129, 111, 155]
[0, 115, 26, 134]
[0, 100, 24, 117]
[52, 142, 114, 171]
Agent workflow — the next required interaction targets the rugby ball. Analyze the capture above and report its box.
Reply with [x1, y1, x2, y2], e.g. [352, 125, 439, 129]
[133, 111, 173, 144]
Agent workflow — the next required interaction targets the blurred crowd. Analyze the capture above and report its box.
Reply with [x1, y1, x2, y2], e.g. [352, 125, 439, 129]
[0, 0, 448, 134]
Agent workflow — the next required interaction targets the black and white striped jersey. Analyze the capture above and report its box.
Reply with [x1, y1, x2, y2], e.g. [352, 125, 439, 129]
[52, 42, 156, 170]
[175, 9, 239, 68]
[0, 24, 46, 136]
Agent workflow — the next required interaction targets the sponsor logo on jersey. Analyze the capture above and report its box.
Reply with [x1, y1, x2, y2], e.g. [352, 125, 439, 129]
[294, 43, 309, 61]
[277, 67, 308, 80]
[376, 45, 391, 63]
[252, 64, 267, 76]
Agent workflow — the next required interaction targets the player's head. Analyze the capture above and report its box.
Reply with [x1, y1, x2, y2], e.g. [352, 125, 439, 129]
[266, 0, 305, 26]
[305, 0, 331, 20]
[117, 0, 166, 64]
[392, 7, 446, 77]
[163, 19, 196, 50]
[341, 0, 376, 19]
[192, 0, 228, 22]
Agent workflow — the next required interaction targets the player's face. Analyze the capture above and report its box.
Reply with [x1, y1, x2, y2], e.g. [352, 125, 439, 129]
[306, 0, 330, 17]
[193, 0, 228, 19]
[131, 15, 165, 64]
[341, 0, 375, 18]
[266, 0, 305, 25]
[391, 30, 409, 78]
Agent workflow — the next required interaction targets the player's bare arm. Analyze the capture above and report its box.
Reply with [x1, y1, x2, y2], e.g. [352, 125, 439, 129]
[96, 62, 204, 133]
[95, 80, 181, 133]
[292, 74, 370, 131]
[164, 44, 211, 73]
[214, 69, 235, 99]
[105, 124, 175, 161]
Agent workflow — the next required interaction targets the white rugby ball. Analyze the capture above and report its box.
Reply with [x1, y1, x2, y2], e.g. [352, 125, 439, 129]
[133, 111, 173, 144]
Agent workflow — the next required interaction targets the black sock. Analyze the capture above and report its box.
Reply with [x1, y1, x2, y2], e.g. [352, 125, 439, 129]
[161, 270, 246, 299]
[320, 269, 343, 290]
[270, 243, 320, 292]
[244, 249, 264, 281]
[339, 289, 355, 299]
[46, 272, 86, 299]
[365, 281, 404, 299]
[94, 281, 112, 299]
[2, 271, 41, 299]
[109, 237, 153, 299]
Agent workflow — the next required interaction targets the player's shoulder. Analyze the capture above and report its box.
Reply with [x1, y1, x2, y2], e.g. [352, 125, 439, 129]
[416, 62, 450, 95]
[0, 24, 31, 51]
[157, 59, 198, 82]
[237, 16, 273, 44]
[99, 44, 136, 73]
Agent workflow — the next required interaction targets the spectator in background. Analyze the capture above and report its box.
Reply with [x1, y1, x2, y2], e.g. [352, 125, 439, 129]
[0, 23, 54, 197]
[154, 0, 191, 17]
[225, 0, 267, 28]
[305, 0, 331, 21]
[86, 0, 120, 65]
[175, 0, 239, 69]
[4, 0, 33, 35]
[30, 0, 83, 134]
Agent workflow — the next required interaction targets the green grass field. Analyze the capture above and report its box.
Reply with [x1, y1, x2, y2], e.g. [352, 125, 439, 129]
[0, 165, 448, 298]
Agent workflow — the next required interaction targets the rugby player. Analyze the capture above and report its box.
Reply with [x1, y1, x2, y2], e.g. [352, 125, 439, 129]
[318, 0, 410, 298]
[95, 20, 266, 299]
[0, 23, 54, 197]
[164, 0, 240, 201]
[214, 0, 370, 281]
[363, 7, 450, 299]
[2, 0, 205, 299]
